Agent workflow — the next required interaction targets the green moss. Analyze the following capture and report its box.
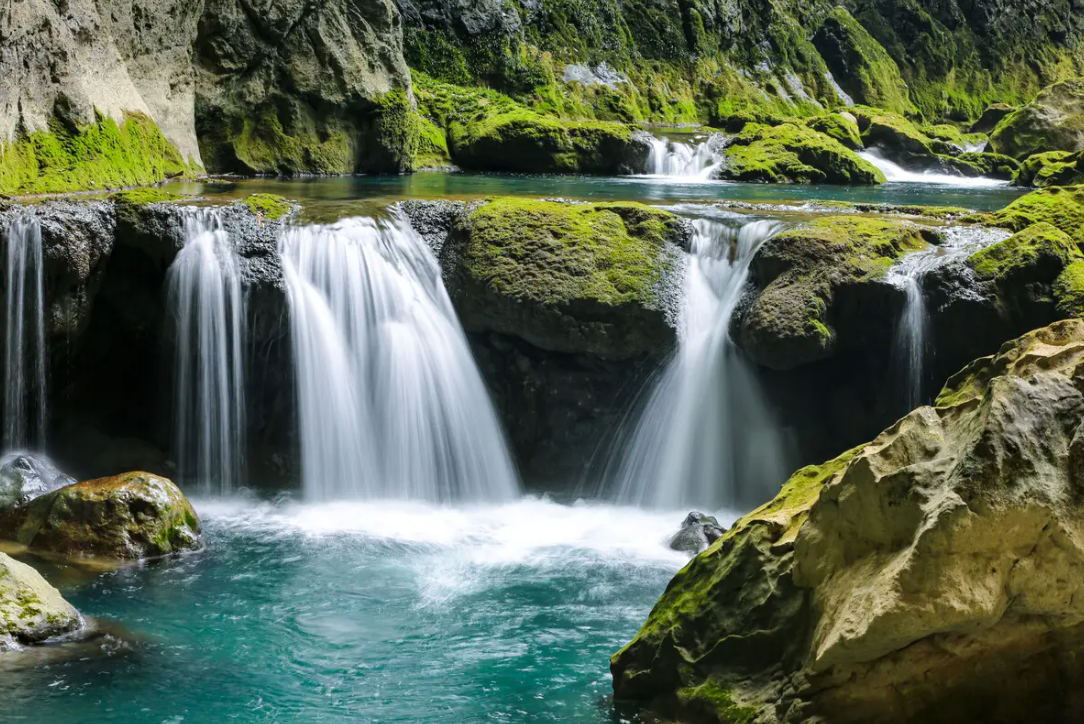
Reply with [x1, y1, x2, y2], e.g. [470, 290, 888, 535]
[109, 187, 185, 205]
[415, 116, 452, 168]
[361, 90, 421, 173]
[1055, 260, 1084, 318]
[459, 198, 679, 307]
[239, 193, 293, 221]
[677, 681, 757, 724]
[226, 109, 354, 175]
[989, 79, 1084, 160]
[805, 113, 862, 149]
[968, 222, 1082, 281]
[0, 111, 196, 196]
[722, 122, 884, 185]
[1015, 151, 1084, 187]
[957, 152, 1020, 180]
[983, 186, 1084, 241]
[853, 108, 934, 157]
[812, 8, 914, 115]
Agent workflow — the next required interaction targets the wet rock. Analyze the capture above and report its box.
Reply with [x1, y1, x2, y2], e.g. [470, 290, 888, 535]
[0, 453, 75, 512]
[0, 552, 83, 651]
[0, 472, 201, 561]
[668, 512, 725, 553]
[971, 103, 1016, 134]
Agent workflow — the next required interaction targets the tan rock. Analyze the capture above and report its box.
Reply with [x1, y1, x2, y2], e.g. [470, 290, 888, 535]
[0, 552, 82, 651]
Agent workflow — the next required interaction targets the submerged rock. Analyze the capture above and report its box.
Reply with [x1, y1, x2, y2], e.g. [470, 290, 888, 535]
[0, 552, 82, 651]
[0, 472, 201, 561]
[668, 512, 725, 554]
[613, 319, 1084, 724]
[0, 453, 75, 512]
[989, 79, 1084, 160]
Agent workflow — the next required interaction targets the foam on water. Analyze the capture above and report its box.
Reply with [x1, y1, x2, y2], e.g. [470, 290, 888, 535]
[859, 149, 1010, 187]
[644, 134, 726, 178]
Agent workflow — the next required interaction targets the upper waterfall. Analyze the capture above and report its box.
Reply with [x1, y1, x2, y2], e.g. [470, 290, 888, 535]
[645, 134, 726, 178]
[604, 217, 791, 510]
[279, 214, 520, 502]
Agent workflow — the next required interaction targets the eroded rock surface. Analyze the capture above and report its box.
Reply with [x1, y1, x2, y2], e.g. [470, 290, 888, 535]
[0, 552, 82, 651]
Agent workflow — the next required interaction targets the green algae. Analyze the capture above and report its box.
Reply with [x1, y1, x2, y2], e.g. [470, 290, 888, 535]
[239, 193, 293, 221]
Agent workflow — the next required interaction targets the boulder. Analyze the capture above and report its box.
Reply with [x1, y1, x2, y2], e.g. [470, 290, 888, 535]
[1014, 150, 1084, 187]
[720, 123, 884, 185]
[0, 552, 82, 650]
[441, 197, 687, 360]
[971, 103, 1016, 134]
[0, 453, 75, 512]
[668, 512, 725, 554]
[0, 472, 201, 561]
[805, 114, 863, 150]
[981, 185, 1084, 241]
[613, 319, 1084, 724]
[989, 79, 1084, 160]
[736, 216, 933, 370]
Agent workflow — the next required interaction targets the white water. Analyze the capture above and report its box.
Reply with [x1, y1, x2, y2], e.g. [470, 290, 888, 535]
[646, 135, 724, 178]
[859, 149, 1008, 187]
[166, 210, 246, 492]
[606, 219, 791, 510]
[279, 215, 519, 503]
[1, 216, 46, 451]
[887, 226, 1012, 408]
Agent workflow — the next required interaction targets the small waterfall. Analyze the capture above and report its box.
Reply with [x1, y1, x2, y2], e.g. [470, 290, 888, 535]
[166, 210, 246, 492]
[606, 219, 790, 510]
[887, 226, 1012, 408]
[279, 214, 519, 502]
[1, 216, 47, 451]
[858, 149, 1008, 187]
[646, 135, 724, 178]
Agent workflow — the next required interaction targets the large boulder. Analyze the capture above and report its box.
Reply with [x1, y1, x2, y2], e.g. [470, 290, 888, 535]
[736, 216, 933, 370]
[0, 453, 76, 512]
[613, 319, 1084, 724]
[0, 552, 82, 650]
[980, 185, 1084, 241]
[441, 198, 687, 360]
[720, 123, 884, 185]
[989, 79, 1084, 160]
[1014, 150, 1084, 187]
[0, 472, 202, 561]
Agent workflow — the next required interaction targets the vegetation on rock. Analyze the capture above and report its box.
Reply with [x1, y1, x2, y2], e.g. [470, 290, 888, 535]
[982, 185, 1084, 240]
[1014, 151, 1084, 187]
[721, 122, 884, 184]
[989, 79, 1084, 160]
[0, 552, 82, 649]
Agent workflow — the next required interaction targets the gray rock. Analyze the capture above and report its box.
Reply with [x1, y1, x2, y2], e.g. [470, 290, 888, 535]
[668, 511, 725, 553]
[0, 453, 76, 512]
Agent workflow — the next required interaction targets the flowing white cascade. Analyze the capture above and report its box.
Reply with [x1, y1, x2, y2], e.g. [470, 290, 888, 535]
[858, 149, 1008, 187]
[607, 219, 790, 510]
[887, 226, 1012, 408]
[1, 216, 47, 451]
[166, 210, 246, 492]
[279, 214, 519, 503]
[647, 135, 724, 178]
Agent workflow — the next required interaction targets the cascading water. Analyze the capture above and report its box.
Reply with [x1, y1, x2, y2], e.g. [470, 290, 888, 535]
[279, 214, 519, 502]
[1, 216, 47, 451]
[605, 218, 790, 510]
[646, 135, 725, 178]
[887, 226, 1012, 408]
[166, 210, 246, 492]
[858, 149, 1008, 187]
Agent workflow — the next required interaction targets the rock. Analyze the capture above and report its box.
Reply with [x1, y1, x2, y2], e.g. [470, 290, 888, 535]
[0, 552, 83, 651]
[720, 123, 884, 184]
[0, 453, 76, 512]
[981, 185, 1084, 241]
[955, 151, 1020, 180]
[449, 111, 651, 174]
[441, 197, 687, 360]
[805, 114, 863, 150]
[971, 103, 1016, 134]
[0, 472, 201, 561]
[1014, 150, 1084, 187]
[811, 8, 915, 115]
[736, 216, 934, 370]
[989, 79, 1084, 160]
[613, 319, 1084, 724]
[668, 512, 725, 553]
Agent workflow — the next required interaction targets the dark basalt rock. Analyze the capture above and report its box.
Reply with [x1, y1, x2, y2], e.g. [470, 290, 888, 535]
[668, 511, 725, 553]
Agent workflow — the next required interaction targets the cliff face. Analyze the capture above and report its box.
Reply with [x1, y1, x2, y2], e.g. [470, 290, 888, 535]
[0, 0, 415, 194]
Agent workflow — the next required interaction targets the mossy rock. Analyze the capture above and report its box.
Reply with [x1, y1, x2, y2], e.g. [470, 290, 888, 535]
[0, 111, 197, 197]
[967, 222, 1082, 286]
[0, 552, 82, 649]
[449, 110, 649, 174]
[416, 116, 453, 168]
[442, 197, 686, 359]
[1014, 151, 1084, 188]
[238, 193, 294, 221]
[1054, 260, 1084, 318]
[805, 113, 863, 150]
[738, 215, 933, 369]
[989, 79, 1084, 160]
[971, 103, 1016, 134]
[955, 152, 1019, 180]
[853, 108, 934, 160]
[109, 187, 185, 205]
[0, 472, 202, 561]
[811, 8, 914, 116]
[721, 123, 884, 185]
[982, 186, 1084, 241]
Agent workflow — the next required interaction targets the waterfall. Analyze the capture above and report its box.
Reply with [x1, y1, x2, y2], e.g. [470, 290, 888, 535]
[646, 135, 724, 178]
[279, 214, 519, 502]
[606, 219, 790, 510]
[858, 149, 1008, 187]
[1, 215, 47, 451]
[166, 210, 246, 492]
[887, 226, 1012, 408]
